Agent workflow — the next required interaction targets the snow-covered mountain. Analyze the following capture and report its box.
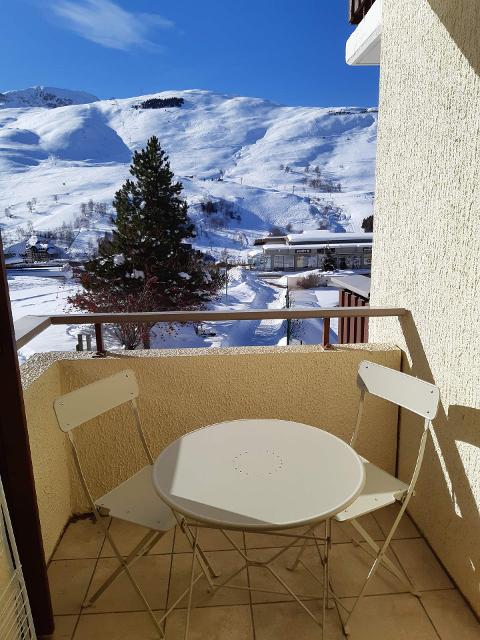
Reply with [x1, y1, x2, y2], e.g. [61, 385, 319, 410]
[0, 88, 376, 261]
[0, 86, 99, 109]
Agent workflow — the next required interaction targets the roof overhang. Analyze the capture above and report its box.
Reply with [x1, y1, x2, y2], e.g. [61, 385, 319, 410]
[346, 0, 382, 66]
[328, 275, 371, 298]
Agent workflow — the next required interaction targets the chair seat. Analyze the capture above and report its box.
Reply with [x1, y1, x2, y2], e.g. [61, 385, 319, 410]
[335, 457, 408, 522]
[95, 465, 176, 532]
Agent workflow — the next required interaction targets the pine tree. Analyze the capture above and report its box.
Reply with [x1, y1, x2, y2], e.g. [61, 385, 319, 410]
[69, 136, 222, 349]
[361, 214, 374, 232]
[322, 247, 336, 271]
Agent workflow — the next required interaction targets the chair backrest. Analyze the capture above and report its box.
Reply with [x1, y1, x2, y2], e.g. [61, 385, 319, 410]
[53, 369, 153, 509]
[54, 369, 139, 432]
[357, 361, 439, 420]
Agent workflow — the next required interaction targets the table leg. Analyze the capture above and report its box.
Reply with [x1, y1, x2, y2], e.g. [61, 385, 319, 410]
[184, 525, 198, 640]
[321, 519, 333, 640]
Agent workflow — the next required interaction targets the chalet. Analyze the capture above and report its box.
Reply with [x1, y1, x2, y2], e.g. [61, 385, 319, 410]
[23, 236, 61, 263]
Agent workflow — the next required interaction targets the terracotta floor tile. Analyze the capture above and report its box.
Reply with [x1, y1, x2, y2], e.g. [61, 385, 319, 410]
[420, 590, 480, 640]
[173, 526, 244, 553]
[48, 559, 96, 615]
[391, 539, 453, 591]
[332, 514, 384, 544]
[329, 542, 407, 597]
[53, 518, 106, 560]
[246, 545, 324, 604]
[340, 593, 439, 639]
[373, 504, 421, 539]
[74, 611, 163, 640]
[100, 519, 173, 557]
[52, 615, 78, 639]
[50, 506, 476, 640]
[253, 600, 344, 640]
[168, 550, 249, 608]
[84, 555, 170, 613]
[165, 604, 253, 640]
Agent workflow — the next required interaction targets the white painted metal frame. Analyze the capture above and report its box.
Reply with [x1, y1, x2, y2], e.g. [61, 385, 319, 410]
[53, 369, 218, 639]
[0, 475, 36, 640]
[173, 515, 331, 640]
[292, 361, 440, 636]
[152, 419, 366, 640]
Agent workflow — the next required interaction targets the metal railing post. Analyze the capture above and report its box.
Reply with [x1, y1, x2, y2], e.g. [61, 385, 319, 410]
[94, 323, 106, 357]
[322, 317, 331, 348]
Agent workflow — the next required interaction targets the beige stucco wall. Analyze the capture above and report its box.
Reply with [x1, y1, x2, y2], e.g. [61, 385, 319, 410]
[21, 344, 400, 561]
[22, 362, 72, 561]
[371, 0, 480, 613]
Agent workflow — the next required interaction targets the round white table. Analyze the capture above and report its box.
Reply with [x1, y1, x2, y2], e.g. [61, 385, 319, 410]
[153, 418, 365, 531]
[153, 419, 365, 639]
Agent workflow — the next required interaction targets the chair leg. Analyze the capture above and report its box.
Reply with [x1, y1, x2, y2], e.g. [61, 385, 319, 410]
[141, 531, 164, 556]
[349, 518, 420, 596]
[287, 536, 309, 572]
[184, 526, 199, 640]
[101, 527, 165, 639]
[285, 524, 318, 572]
[342, 501, 416, 636]
[85, 529, 158, 606]
[177, 517, 220, 583]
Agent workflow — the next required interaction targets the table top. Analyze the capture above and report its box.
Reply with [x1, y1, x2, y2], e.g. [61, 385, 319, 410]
[152, 419, 365, 531]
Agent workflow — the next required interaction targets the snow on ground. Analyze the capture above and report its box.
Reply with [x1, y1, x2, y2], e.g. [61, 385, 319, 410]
[11, 266, 340, 361]
[1, 87, 374, 358]
[288, 286, 340, 345]
[9, 272, 81, 362]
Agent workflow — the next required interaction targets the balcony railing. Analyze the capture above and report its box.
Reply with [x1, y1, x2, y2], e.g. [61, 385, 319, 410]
[349, 0, 377, 24]
[14, 306, 408, 354]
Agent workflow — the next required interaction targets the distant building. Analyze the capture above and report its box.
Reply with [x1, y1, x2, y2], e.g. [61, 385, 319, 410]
[23, 236, 61, 263]
[248, 231, 372, 271]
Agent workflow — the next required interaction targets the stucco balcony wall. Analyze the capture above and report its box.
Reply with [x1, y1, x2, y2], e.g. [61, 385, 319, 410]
[20, 344, 401, 562]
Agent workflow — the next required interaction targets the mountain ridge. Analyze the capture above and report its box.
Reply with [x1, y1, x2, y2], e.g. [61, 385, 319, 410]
[0, 87, 376, 261]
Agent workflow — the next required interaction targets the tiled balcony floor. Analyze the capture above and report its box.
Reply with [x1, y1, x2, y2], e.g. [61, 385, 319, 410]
[47, 505, 479, 640]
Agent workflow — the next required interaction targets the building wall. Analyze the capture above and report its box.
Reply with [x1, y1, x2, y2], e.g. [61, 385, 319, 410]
[21, 344, 401, 561]
[370, 0, 480, 613]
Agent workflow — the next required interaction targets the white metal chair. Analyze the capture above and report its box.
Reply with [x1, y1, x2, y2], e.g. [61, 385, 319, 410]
[53, 369, 218, 639]
[337, 361, 439, 634]
[289, 360, 440, 635]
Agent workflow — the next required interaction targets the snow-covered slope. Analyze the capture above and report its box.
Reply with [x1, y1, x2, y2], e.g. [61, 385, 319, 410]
[0, 86, 98, 109]
[0, 88, 376, 260]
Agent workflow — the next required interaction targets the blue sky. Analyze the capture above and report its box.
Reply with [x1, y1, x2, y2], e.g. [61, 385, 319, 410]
[1, 0, 379, 107]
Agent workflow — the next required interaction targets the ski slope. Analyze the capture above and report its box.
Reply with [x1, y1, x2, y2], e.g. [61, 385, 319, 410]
[1, 87, 373, 357]
[0, 87, 376, 261]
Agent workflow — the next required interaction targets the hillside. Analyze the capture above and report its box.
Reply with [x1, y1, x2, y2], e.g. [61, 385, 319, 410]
[0, 85, 99, 109]
[0, 88, 376, 261]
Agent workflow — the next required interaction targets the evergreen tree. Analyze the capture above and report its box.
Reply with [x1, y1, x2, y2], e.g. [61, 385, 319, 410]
[322, 247, 336, 271]
[361, 214, 374, 232]
[69, 136, 222, 348]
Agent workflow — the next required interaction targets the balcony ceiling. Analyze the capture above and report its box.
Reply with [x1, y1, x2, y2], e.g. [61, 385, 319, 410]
[346, 0, 382, 66]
